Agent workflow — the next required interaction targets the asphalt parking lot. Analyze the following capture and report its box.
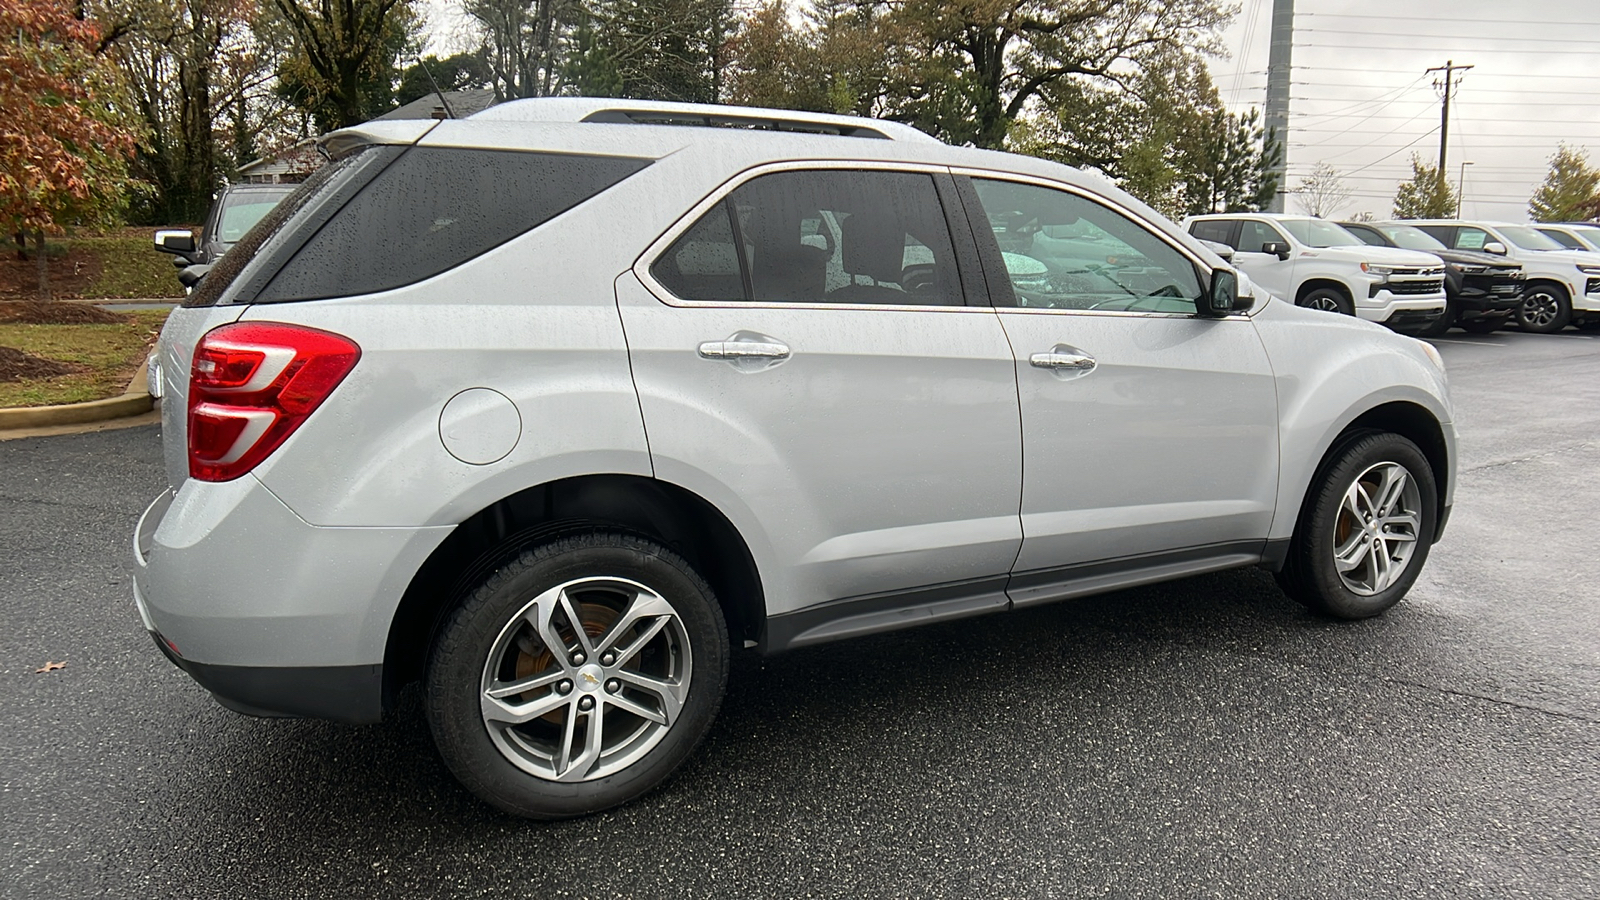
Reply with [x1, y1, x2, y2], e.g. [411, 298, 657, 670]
[3, 329, 1597, 899]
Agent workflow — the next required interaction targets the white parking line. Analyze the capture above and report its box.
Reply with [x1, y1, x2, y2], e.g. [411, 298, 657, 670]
[1431, 338, 1504, 346]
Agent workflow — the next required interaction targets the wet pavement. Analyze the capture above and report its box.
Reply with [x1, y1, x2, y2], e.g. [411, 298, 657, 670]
[2, 328, 1596, 899]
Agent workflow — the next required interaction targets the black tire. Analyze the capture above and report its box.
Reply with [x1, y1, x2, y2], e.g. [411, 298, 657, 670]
[426, 531, 729, 819]
[1299, 287, 1355, 316]
[1459, 317, 1502, 335]
[1275, 432, 1438, 619]
[1417, 298, 1456, 337]
[1516, 283, 1572, 333]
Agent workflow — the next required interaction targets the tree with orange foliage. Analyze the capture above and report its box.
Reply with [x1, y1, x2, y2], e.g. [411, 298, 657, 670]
[0, 0, 141, 298]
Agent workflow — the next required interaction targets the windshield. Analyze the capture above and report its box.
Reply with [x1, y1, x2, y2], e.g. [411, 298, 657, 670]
[217, 188, 295, 243]
[1279, 218, 1364, 248]
[1377, 224, 1447, 252]
[1498, 225, 1566, 251]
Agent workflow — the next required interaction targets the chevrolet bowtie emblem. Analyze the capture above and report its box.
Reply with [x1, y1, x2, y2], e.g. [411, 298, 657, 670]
[582, 672, 600, 685]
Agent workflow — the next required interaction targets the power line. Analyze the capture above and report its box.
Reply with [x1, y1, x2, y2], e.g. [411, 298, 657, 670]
[1301, 11, 1600, 28]
[1295, 27, 1600, 45]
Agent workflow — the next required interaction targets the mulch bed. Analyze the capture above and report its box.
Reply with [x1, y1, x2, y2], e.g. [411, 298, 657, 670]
[0, 301, 130, 325]
[0, 346, 88, 383]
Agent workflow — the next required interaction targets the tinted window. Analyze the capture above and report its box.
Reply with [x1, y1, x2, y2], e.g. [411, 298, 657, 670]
[1412, 225, 1455, 246]
[186, 146, 400, 308]
[1377, 224, 1448, 252]
[1189, 219, 1233, 245]
[1539, 228, 1585, 250]
[970, 179, 1201, 313]
[256, 148, 650, 303]
[652, 170, 964, 306]
[1237, 220, 1287, 253]
[1341, 224, 1388, 247]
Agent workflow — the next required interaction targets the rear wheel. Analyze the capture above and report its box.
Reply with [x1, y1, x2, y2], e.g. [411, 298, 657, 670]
[1516, 283, 1571, 333]
[426, 532, 728, 819]
[1276, 432, 1438, 619]
[1300, 287, 1354, 316]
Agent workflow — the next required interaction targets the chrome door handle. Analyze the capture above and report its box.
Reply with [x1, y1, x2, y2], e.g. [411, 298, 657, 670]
[1029, 348, 1096, 373]
[698, 340, 790, 360]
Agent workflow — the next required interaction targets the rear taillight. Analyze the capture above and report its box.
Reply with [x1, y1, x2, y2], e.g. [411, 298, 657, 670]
[188, 322, 360, 481]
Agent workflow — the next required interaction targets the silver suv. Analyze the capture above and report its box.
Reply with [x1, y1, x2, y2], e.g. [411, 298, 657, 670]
[132, 99, 1456, 819]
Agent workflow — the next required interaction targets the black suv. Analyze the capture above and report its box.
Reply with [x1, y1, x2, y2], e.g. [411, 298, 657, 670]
[1340, 221, 1523, 335]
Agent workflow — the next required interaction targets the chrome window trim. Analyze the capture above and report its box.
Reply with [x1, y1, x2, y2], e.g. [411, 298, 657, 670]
[632, 159, 986, 313]
[948, 166, 1252, 320]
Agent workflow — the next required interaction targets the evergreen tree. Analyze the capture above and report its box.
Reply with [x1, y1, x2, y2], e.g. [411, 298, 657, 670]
[1529, 144, 1600, 223]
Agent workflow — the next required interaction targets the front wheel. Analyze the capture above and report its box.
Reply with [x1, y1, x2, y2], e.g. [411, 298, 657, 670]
[426, 532, 729, 819]
[1418, 299, 1456, 337]
[1516, 283, 1571, 333]
[1276, 432, 1438, 619]
[1299, 287, 1355, 316]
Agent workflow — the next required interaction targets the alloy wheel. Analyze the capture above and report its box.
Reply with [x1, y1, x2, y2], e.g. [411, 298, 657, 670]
[478, 577, 692, 782]
[1331, 461, 1423, 596]
[1520, 290, 1561, 329]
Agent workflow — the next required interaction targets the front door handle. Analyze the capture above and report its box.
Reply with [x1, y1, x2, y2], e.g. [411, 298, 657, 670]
[698, 340, 790, 360]
[1029, 345, 1097, 376]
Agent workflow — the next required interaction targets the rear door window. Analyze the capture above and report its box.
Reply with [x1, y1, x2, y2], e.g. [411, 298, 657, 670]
[651, 169, 965, 306]
[1189, 219, 1234, 246]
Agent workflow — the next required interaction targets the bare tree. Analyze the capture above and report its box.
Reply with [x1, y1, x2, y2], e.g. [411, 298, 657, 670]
[1294, 161, 1353, 219]
[467, 0, 580, 99]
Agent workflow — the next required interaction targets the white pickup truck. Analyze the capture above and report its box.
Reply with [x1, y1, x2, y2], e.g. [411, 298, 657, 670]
[1408, 219, 1600, 333]
[1184, 213, 1447, 335]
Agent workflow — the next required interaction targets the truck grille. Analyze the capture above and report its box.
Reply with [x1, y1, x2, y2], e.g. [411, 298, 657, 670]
[1389, 279, 1445, 296]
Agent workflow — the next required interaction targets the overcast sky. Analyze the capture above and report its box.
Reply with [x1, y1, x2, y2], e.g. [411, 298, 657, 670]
[1212, 0, 1600, 222]
[419, 1, 1597, 222]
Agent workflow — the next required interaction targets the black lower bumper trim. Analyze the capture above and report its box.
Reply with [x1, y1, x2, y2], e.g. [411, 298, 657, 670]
[149, 631, 383, 724]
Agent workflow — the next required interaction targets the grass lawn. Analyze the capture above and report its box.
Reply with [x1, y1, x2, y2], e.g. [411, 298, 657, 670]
[78, 232, 186, 299]
[0, 309, 169, 408]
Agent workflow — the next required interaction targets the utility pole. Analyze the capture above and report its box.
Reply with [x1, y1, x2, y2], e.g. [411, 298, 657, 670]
[1264, 0, 1294, 212]
[1427, 60, 1473, 205]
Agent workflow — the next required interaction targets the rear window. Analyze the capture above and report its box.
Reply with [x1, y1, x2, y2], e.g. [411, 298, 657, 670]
[186, 146, 398, 308]
[254, 148, 650, 303]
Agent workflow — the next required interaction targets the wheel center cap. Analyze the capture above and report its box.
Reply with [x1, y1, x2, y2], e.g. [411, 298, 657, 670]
[576, 664, 605, 692]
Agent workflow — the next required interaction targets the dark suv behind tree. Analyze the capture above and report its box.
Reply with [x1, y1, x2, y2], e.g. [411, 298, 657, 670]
[1340, 221, 1524, 335]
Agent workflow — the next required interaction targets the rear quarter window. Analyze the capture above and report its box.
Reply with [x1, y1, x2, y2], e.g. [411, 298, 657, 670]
[253, 147, 651, 304]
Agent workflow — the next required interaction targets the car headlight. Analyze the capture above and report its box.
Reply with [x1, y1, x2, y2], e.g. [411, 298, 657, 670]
[1360, 262, 1395, 278]
[1576, 264, 1600, 275]
[1457, 265, 1487, 275]
[1416, 338, 1445, 372]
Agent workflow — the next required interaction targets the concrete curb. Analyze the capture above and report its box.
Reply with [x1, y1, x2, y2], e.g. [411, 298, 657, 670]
[0, 354, 154, 433]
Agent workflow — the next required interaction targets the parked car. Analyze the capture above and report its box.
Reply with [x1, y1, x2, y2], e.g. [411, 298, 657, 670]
[133, 98, 1456, 819]
[1340, 221, 1524, 335]
[1183, 213, 1447, 334]
[1534, 223, 1600, 252]
[154, 182, 296, 268]
[1408, 220, 1600, 333]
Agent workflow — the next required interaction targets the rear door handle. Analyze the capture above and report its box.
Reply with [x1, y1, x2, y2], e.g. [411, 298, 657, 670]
[698, 340, 790, 360]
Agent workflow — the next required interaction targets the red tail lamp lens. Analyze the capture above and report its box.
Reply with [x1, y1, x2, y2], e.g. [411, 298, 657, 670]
[187, 322, 360, 481]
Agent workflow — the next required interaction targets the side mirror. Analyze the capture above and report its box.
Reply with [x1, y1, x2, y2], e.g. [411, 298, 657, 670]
[1200, 268, 1252, 317]
[1483, 241, 1508, 255]
[155, 229, 195, 255]
[177, 263, 210, 291]
[1199, 239, 1235, 262]
[1261, 240, 1292, 261]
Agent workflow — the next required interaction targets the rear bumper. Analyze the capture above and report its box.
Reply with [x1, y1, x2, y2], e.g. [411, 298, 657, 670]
[132, 479, 451, 723]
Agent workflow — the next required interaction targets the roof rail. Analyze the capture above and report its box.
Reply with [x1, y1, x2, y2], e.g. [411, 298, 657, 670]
[470, 97, 940, 144]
